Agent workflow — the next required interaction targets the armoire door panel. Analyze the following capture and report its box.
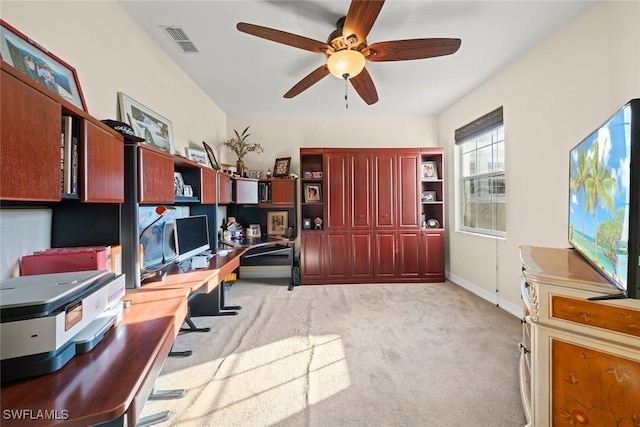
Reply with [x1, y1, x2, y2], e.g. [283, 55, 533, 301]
[351, 232, 373, 280]
[398, 231, 420, 278]
[397, 153, 420, 228]
[325, 153, 349, 229]
[375, 232, 396, 278]
[301, 232, 324, 282]
[350, 152, 373, 229]
[421, 231, 445, 279]
[374, 153, 396, 229]
[325, 232, 349, 280]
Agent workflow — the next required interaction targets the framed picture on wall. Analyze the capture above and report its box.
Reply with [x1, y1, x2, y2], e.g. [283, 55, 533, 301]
[118, 92, 175, 154]
[0, 20, 87, 111]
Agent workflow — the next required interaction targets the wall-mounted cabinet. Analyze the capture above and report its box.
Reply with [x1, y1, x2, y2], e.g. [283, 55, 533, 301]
[1, 63, 124, 203]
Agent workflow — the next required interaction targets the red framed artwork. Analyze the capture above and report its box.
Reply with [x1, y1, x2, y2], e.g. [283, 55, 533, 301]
[0, 20, 87, 112]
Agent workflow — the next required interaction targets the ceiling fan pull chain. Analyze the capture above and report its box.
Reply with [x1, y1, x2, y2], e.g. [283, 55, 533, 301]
[343, 73, 349, 109]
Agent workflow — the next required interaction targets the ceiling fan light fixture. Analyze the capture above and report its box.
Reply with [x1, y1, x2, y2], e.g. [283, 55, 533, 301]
[327, 49, 365, 79]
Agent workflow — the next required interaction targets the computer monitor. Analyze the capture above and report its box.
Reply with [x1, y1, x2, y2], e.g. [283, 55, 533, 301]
[169, 215, 210, 262]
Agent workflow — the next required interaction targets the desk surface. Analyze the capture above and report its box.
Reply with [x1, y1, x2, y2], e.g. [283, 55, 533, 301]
[141, 248, 246, 293]
[0, 286, 189, 427]
[220, 236, 294, 249]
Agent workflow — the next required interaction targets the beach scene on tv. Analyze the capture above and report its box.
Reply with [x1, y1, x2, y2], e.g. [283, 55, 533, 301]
[569, 105, 631, 291]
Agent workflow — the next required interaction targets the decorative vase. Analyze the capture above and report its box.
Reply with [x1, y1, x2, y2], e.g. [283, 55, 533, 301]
[236, 159, 245, 177]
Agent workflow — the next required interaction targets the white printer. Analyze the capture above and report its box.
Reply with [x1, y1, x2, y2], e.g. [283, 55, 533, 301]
[0, 270, 125, 382]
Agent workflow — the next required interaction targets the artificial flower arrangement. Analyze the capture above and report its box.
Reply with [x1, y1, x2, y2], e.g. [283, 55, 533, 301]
[223, 126, 263, 161]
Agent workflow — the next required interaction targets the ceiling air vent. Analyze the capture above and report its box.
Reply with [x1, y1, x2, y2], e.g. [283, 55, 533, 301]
[162, 26, 199, 53]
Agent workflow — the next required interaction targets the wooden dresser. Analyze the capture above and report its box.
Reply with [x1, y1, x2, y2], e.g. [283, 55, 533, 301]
[519, 246, 640, 426]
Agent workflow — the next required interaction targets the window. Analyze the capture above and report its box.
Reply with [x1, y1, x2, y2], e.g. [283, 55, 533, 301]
[456, 108, 506, 237]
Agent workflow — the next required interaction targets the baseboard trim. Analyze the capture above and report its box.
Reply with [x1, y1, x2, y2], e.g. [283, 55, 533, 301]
[446, 272, 522, 318]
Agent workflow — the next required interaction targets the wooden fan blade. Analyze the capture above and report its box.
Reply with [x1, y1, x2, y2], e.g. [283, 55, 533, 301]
[284, 65, 331, 98]
[365, 38, 461, 62]
[343, 0, 385, 44]
[350, 68, 378, 105]
[237, 22, 329, 54]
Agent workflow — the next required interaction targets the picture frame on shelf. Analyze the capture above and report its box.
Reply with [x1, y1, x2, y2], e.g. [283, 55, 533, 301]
[202, 141, 220, 170]
[0, 20, 87, 111]
[174, 172, 185, 196]
[421, 190, 437, 202]
[273, 157, 291, 178]
[249, 224, 261, 237]
[303, 183, 322, 203]
[421, 161, 438, 180]
[302, 218, 312, 230]
[267, 211, 288, 236]
[185, 147, 208, 166]
[118, 92, 175, 154]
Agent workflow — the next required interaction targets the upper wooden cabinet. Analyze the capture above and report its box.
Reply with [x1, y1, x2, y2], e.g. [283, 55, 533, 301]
[1, 64, 124, 203]
[82, 121, 124, 202]
[324, 152, 349, 230]
[373, 152, 396, 229]
[269, 179, 295, 205]
[137, 146, 175, 204]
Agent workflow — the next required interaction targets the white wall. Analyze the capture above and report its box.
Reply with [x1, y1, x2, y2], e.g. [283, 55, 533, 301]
[225, 115, 439, 174]
[438, 1, 640, 316]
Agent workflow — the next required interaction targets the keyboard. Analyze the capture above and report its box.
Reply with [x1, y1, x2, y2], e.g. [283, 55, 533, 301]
[190, 255, 210, 269]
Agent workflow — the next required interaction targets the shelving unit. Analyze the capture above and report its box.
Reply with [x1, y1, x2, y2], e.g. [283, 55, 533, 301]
[299, 147, 445, 285]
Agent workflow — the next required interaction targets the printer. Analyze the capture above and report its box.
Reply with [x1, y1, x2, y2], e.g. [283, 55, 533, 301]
[0, 270, 125, 382]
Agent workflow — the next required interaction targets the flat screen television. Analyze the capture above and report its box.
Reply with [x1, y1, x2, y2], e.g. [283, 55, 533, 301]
[165, 215, 210, 263]
[569, 98, 640, 299]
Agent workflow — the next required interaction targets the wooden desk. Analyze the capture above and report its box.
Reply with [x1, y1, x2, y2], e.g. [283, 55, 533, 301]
[0, 286, 189, 427]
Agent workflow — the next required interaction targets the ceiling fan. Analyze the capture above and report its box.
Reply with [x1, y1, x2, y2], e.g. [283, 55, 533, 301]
[236, 0, 461, 106]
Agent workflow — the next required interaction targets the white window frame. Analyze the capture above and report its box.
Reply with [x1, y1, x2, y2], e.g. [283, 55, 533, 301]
[458, 125, 506, 238]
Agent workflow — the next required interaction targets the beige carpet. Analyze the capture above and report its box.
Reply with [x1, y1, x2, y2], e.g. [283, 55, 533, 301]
[140, 280, 526, 427]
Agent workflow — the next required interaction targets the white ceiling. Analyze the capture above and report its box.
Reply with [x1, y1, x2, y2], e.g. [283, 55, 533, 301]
[118, 0, 596, 116]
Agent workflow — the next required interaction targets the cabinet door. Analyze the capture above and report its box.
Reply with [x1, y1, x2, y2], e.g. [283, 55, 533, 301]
[397, 153, 420, 228]
[200, 167, 217, 204]
[420, 230, 445, 280]
[350, 152, 373, 229]
[351, 232, 373, 280]
[301, 232, 324, 283]
[325, 232, 349, 281]
[1, 70, 60, 201]
[325, 152, 349, 230]
[374, 231, 396, 279]
[218, 173, 232, 204]
[270, 179, 295, 205]
[82, 121, 124, 202]
[138, 147, 174, 204]
[398, 231, 421, 278]
[374, 153, 396, 229]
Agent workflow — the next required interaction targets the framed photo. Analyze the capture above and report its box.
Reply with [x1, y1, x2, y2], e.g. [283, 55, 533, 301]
[421, 161, 438, 180]
[249, 224, 261, 237]
[174, 172, 185, 196]
[185, 147, 208, 166]
[202, 141, 220, 170]
[0, 20, 87, 111]
[302, 218, 312, 229]
[273, 157, 291, 178]
[118, 92, 175, 154]
[267, 211, 288, 236]
[422, 190, 437, 202]
[303, 183, 321, 203]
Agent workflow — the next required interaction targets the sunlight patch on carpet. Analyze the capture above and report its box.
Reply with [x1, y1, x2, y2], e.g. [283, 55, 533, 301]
[166, 334, 350, 427]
